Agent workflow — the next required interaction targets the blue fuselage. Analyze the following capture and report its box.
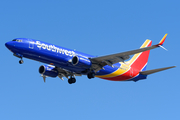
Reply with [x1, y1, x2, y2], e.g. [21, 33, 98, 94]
[5, 38, 120, 76]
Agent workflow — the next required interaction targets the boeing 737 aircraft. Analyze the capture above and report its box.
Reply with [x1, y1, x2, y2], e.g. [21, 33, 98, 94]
[5, 34, 175, 84]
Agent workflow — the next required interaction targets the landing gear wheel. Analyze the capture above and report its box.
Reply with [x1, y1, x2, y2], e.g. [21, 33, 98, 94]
[87, 72, 95, 79]
[19, 60, 24, 64]
[68, 77, 76, 84]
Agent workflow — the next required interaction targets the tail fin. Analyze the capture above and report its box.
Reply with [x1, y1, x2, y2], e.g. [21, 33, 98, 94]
[127, 40, 152, 71]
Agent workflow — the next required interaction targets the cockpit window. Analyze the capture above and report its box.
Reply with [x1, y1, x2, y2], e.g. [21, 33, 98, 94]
[12, 39, 22, 42]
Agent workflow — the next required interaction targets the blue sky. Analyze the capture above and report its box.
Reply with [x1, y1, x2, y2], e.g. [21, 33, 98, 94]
[0, 0, 179, 120]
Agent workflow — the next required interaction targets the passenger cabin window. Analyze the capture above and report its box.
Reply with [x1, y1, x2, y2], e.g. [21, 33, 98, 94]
[12, 39, 22, 42]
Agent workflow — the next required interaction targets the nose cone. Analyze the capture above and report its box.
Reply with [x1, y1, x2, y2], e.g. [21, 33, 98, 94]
[5, 41, 14, 49]
[5, 42, 9, 48]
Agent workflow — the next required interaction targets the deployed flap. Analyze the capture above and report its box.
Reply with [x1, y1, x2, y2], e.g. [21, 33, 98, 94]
[55, 67, 82, 80]
[90, 54, 129, 65]
[140, 66, 176, 75]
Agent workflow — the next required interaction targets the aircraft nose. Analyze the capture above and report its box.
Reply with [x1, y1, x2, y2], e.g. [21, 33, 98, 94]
[5, 41, 13, 49]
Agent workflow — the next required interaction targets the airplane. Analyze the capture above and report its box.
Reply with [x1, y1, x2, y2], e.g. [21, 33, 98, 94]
[5, 34, 175, 84]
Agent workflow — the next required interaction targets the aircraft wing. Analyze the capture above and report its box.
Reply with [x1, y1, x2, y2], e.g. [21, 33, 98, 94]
[90, 34, 167, 72]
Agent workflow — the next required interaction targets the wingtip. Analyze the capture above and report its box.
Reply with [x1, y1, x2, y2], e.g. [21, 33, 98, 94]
[158, 33, 168, 46]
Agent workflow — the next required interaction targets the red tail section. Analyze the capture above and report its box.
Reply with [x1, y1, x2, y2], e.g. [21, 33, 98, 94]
[127, 40, 152, 72]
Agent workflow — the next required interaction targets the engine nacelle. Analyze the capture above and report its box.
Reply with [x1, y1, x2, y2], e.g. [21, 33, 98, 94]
[71, 56, 92, 68]
[39, 65, 58, 77]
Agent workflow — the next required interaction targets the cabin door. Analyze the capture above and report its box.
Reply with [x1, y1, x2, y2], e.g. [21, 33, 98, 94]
[29, 40, 34, 49]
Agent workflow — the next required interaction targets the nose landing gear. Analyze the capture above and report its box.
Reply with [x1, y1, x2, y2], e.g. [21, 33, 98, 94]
[19, 59, 24, 64]
[13, 53, 24, 64]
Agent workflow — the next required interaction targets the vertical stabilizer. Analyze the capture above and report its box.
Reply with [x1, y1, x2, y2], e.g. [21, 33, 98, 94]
[127, 40, 152, 71]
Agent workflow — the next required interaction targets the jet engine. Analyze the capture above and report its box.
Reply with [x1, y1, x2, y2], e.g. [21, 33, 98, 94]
[39, 65, 58, 77]
[71, 56, 92, 68]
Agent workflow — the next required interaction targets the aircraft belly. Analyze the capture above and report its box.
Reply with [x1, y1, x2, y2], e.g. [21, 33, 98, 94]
[22, 49, 86, 73]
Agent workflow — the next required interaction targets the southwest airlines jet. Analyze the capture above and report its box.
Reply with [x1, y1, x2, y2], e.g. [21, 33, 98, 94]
[5, 34, 175, 84]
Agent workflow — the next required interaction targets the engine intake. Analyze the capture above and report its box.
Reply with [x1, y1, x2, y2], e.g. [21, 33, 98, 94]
[72, 56, 79, 65]
[39, 65, 58, 77]
[71, 56, 92, 68]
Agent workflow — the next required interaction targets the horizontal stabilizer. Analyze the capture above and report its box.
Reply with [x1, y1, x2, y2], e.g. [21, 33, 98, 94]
[140, 66, 176, 75]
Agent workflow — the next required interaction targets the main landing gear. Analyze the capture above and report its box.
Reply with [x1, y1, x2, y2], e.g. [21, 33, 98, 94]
[87, 72, 95, 79]
[68, 77, 76, 84]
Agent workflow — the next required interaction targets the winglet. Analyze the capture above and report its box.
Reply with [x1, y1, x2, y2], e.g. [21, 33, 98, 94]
[158, 33, 168, 46]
